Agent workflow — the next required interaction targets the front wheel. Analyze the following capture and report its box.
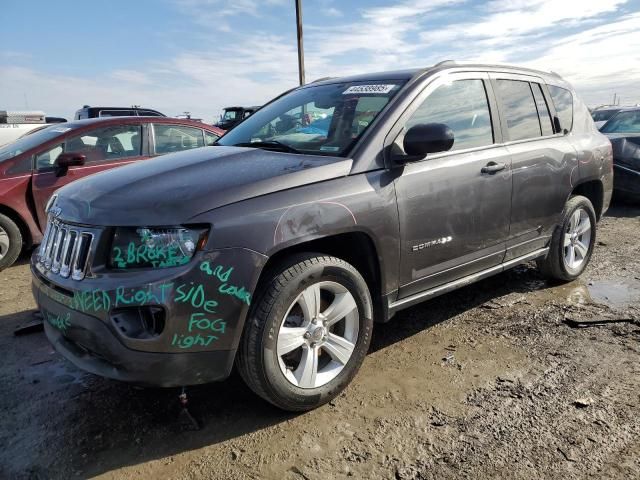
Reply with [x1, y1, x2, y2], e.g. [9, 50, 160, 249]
[0, 213, 23, 270]
[237, 254, 373, 411]
[536, 195, 597, 281]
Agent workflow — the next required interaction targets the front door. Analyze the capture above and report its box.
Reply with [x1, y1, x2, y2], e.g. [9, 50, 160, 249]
[31, 123, 146, 228]
[393, 73, 513, 298]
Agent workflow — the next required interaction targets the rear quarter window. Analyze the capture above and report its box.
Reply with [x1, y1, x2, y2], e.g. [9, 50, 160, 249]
[153, 124, 205, 154]
[531, 83, 554, 136]
[205, 130, 219, 146]
[548, 86, 573, 132]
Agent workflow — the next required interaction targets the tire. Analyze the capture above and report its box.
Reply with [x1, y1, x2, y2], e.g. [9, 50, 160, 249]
[0, 213, 23, 270]
[237, 254, 373, 411]
[536, 195, 597, 282]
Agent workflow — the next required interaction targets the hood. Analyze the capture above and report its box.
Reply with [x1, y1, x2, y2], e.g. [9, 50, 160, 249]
[54, 146, 352, 226]
[605, 134, 640, 171]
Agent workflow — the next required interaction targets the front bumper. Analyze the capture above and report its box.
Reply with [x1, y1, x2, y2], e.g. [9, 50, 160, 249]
[32, 247, 267, 387]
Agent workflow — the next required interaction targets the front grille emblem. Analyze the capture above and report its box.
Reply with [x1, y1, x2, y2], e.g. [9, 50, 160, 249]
[49, 206, 62, 218]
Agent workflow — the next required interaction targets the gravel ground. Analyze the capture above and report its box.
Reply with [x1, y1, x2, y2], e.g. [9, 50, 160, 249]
[0, 202, 638, 480]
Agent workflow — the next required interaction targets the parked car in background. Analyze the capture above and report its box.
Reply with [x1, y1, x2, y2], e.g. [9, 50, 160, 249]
[45, 117, 67, 124]
[600, 107, 640, 201]
[0, 111, 49, 147]
[32, 63, 612, 412]
[591, 106, 623, 129]
[0, 117, 223, 268]
[215, 106, 260, 130]
[74, 105, 165, 120]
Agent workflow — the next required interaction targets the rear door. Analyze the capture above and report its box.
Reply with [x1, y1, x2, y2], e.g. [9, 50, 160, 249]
[490, 73, 578, 260]
[392, 72, 513, 297]
[31, 122, 147, 227]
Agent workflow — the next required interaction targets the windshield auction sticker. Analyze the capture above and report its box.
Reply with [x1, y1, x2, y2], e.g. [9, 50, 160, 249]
[343, 84, 396, 94]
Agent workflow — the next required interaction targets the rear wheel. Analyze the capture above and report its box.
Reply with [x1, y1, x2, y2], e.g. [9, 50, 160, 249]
[237, 254, 373, 411]
[536, 195, 596, 281]
[0, 213, 23, 270]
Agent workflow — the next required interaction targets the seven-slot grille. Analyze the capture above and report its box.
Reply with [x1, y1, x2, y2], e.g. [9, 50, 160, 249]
[37, 217, 94, 280]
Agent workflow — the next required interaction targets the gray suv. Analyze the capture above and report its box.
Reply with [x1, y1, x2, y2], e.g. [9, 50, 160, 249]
[32, 62, 613, 411]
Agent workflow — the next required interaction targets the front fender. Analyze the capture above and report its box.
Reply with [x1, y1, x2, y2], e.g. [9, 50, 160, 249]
[189, 171, 401, 297]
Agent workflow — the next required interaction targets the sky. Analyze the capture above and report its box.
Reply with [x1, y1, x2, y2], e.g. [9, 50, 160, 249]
[1, 0, 639, 122]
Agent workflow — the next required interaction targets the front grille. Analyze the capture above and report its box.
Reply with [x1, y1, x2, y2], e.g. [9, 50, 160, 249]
[37, 218, 94, 281]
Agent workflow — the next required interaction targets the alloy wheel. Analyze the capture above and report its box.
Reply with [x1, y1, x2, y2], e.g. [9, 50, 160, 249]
[276, 281, 359, 389]
[0, 226, 10, 261]
[563, 208, 592, 270]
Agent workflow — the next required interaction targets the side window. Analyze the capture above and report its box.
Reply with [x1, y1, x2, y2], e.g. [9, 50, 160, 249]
[531, 83, 554, 136]
[548, 86, 574, 132]
[138, 110, 163, 117]
[153, 124, 205, 154]
[495, 80, 542, 141]
[65, 125, 142, 163]
[99, 110, 135, 117]
[205, 131, 219, 146]
[35, 144, 64, 169]
[405, 79, 494, 152]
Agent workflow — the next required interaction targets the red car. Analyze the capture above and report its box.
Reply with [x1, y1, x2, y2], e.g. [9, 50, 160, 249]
[0, 116, 224, 268]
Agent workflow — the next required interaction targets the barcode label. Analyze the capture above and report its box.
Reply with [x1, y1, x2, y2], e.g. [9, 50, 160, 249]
[342, 84, 396, 95]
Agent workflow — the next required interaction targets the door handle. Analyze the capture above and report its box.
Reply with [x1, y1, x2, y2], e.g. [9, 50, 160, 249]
[481, 162, 506, 174]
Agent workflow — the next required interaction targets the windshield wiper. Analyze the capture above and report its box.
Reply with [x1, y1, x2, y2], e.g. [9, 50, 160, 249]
[233, 141, 300, 154]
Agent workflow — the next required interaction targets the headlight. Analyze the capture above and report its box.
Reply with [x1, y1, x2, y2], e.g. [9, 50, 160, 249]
[110, 226, 208, 269]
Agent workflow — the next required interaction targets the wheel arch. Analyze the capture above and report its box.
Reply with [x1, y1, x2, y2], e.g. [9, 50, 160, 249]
[256, 230, 386, 322]
[0, 204, 32, 250]
[571, 179, 604, 220]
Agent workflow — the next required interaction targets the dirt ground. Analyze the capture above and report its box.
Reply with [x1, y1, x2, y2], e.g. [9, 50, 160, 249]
[0, 202, 639, 480]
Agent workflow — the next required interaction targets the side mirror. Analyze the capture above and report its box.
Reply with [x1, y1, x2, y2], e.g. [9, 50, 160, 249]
[396, 123, 455, 164]
[54, 152, 86, 177]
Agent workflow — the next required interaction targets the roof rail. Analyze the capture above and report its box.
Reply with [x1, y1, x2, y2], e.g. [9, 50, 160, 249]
[310, 76, 335, 83]
[432, 60, 456, 68]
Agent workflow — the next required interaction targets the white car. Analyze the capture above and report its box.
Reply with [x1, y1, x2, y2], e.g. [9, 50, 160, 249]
[0, 111, 50, 146]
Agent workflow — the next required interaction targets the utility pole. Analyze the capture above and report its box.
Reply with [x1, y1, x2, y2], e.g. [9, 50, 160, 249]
[295, 0, 305, 86]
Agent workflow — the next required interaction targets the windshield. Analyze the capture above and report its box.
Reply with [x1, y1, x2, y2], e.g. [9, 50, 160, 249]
[222, 110, 239, 121]
[592, 109, 620, 122]
[0, 124, 72, 163]
[217, 81, 405, 156]
[600, 110, 640, 134]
